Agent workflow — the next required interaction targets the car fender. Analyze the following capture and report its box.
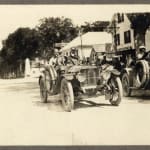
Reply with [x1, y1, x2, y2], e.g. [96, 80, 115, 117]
[39, 74, 44, 85]
[110, 69, 120, 76]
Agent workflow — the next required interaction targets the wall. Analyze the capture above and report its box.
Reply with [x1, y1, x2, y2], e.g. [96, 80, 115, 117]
[112, 14, 135, 51]
[78, 46, 92, 60]
[145, 28, 150, 51]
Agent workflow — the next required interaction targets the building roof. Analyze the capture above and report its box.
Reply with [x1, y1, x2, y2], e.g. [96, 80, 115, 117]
[60, 32, 112, 52]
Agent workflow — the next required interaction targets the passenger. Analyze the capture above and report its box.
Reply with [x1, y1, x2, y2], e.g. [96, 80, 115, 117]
[57, 51, 65, 66]
[49, 49, 65, 67]
[137, 46, 147, 60]
[49, 49, 59, 66]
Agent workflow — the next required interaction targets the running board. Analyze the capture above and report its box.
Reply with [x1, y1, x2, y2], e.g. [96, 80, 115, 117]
[82, 85, 97, 90]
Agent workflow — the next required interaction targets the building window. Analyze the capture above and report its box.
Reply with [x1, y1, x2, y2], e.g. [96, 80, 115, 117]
[114, 34, 120, 46]
[117, 13, 124, 23]
[124, 30, 131, 44]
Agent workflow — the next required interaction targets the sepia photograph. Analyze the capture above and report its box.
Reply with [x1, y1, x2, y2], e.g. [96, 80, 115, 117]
[0, 4, 150, 146]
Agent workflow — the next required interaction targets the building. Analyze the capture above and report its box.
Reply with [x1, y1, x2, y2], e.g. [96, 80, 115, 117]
[110, 12, 150, 53]
[60, 32, 112, 60]
[89, 43, 112, 64]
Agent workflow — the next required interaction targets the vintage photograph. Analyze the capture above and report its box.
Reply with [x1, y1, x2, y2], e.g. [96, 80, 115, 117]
[0, 4, 150, 145]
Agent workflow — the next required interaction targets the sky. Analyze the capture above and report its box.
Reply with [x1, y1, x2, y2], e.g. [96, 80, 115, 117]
[0, 4, 150, 48]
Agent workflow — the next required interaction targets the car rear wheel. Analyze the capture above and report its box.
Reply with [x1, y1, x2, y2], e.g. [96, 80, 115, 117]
[39, 76, 48, 103]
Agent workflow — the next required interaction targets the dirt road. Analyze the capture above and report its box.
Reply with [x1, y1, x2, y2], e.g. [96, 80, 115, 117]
[0, 77, 150, 145]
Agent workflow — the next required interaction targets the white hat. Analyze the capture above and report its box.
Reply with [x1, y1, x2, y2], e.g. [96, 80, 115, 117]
[139, 45, 146, 49]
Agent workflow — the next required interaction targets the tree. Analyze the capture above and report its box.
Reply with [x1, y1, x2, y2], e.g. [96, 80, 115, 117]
[127, 13, 150, 49]
[37, 17, 78, 58]
[0, 27, 41, 77]
[128, 13, 150, 33]
[2, 27, 41, 60]
[81, 21, 110, 33]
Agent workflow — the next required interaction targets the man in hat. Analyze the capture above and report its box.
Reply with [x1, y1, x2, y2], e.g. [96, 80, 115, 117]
[137, 45, 147, 60]
[67, 48, 79, 65]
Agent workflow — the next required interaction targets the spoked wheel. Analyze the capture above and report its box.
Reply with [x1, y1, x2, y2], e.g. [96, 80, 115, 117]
[61, 78, 74, 112]
[108, 77, 123, 106]
[45, 70, 54, 94]
[135, 60, 149, 88]
[39, 76, 48, 103]
[122, 73, 132, 97]
[39, 70, 54, 103]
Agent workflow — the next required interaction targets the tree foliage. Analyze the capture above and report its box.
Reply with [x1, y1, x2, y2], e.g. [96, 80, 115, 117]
[0, 17, 79, 78]
[127, 13, 150, 49]
[37, 17, 78, 57]
[81, 21, 110, 33]
[2, 27, 40, 61]
[128, 13, 150, 33]
[0, 27, 41, 78]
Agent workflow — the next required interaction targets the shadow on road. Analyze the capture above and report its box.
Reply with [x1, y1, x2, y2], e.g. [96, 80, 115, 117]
[33, 96, 114, 112]
[74, 99, 112, 110]
[131, 96, 150, 104]
[34, 100, 64, 112]
[122, 89, 150, 104]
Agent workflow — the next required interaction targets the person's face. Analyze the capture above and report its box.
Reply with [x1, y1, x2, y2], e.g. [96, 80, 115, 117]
[54, 53, 58, 57]
[140, 48, 146, 52]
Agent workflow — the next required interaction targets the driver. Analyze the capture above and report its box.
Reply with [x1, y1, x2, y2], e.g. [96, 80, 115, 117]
[67, 48, 79, 65]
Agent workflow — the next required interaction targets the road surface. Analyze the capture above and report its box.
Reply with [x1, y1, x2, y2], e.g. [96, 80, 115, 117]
[0, 77, 150, 145]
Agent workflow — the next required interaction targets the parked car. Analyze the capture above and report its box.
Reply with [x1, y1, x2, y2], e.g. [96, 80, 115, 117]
[121, 49, 150, 96]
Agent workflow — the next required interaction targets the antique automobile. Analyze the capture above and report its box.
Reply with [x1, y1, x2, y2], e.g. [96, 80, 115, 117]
[39, 57, 123, 112]
[121, 49, 150, 96]
[109, 13, 150, 96]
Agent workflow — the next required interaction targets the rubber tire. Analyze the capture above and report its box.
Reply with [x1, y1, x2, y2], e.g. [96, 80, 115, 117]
[61, 78, 74, 112]
[122, 73, 132, 97]
[109, 77, 123, 106]
[135, 60, 148, 88]
[44, 65, 58, 94]
[39, 76, 48, 103]
[142, 60, 149, 88]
